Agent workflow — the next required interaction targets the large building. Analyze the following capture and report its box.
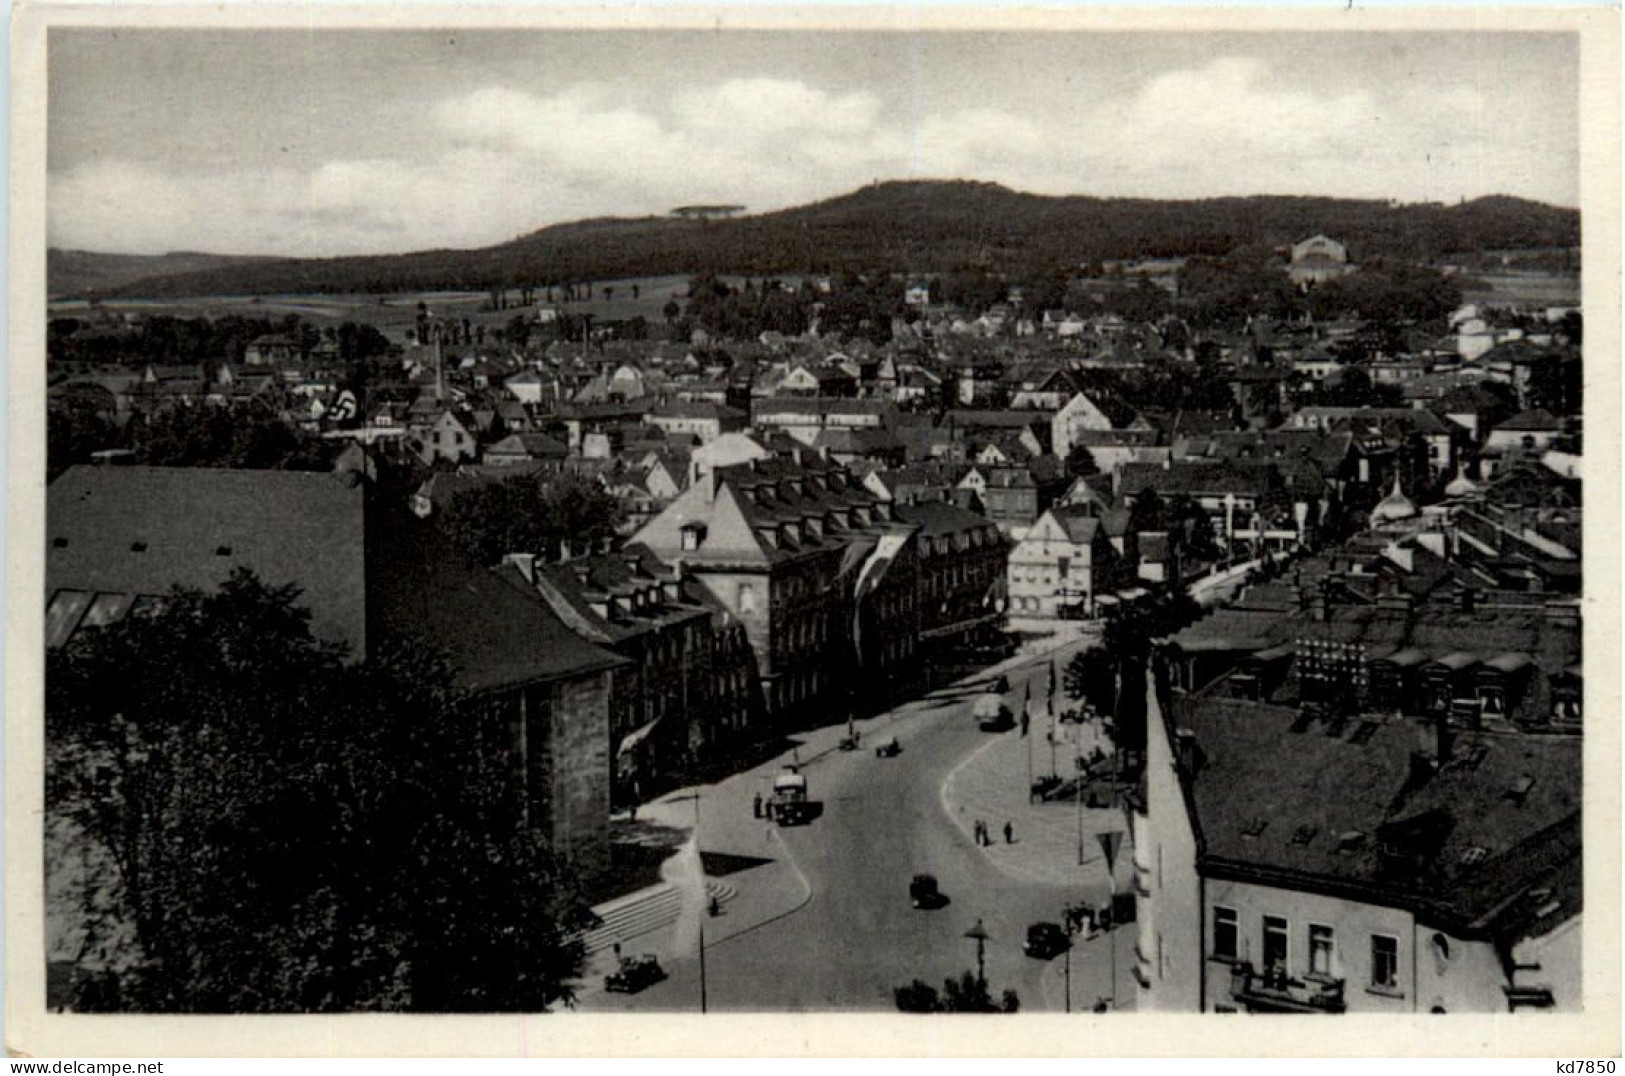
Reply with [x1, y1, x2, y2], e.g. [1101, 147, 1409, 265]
[1006, 504, 1130, 628]
[520, 547, 757, 802]
[1132, 677, 1580, 1013]
[631, 445, 1012, 725]
[46, 466, 623, 875]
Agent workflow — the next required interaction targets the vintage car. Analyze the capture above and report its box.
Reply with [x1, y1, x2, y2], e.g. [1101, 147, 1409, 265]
[875, 737, 902, 758]
[975, 693, 1016, 732]
[1024, 921, 1071, 960]
[909, 873, 946, 910]
[605, 953, 667, 993]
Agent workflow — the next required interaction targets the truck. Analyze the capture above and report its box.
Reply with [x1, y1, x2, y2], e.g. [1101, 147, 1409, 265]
[768, 766, 813, 826]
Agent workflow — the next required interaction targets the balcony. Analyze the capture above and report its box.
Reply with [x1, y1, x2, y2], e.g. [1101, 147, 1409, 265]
[1229, 962, 1346, 1014]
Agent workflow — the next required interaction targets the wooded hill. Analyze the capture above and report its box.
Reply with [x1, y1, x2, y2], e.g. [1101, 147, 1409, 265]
[53, 180, 1579, 300]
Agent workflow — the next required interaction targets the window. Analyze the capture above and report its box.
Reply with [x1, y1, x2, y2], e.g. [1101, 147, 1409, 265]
[1309, 924, 1334, 977]
[738, 583, 757, 615]
[1212, 906, 1238, 961]
[1262, 915, 1289, 972]
[1371, 934, 1399, 989]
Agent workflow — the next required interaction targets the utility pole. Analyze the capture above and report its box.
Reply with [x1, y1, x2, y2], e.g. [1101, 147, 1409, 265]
[1064, 941, 1072, 1013]
[1076, 744, 1085, 865]
[694, 789, 708, 1014]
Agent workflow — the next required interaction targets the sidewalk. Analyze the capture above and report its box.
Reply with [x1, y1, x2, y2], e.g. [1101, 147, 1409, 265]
[941, 719, 1134, 892]
[1036, 922, 1139, 1013]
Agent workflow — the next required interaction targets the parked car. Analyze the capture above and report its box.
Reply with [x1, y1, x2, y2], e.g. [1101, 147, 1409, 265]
[1024, 921, 1071, 960]
[909, 873, 945, 910]
[605, 953, 666, 993]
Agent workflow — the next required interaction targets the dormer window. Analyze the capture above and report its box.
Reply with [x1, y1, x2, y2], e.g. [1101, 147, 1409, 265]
[784, 522, 801, 546]
[680, 523, 706, 551]
[758, 527, 779, 549]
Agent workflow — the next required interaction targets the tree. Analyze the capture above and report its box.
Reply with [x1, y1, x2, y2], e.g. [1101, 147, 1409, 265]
[1065, 444, 1099, 480]
[48, 405, 122, 480]
[1063, 649, 1114, 715]
[130, 404, 330, 471]
[1128, 487, 1165, 534]
[894, 972, 1019, 1013]
[441, 471, 624, 567]
[47, 570, 590, 1012]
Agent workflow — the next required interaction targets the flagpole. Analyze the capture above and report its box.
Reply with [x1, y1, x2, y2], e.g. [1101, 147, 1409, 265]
[1024, 682, 1034, 793]
[694, 790, 708, 1014]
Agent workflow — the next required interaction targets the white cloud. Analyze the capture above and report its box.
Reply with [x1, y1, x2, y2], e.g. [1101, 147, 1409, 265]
[46, 64, 1564, 257]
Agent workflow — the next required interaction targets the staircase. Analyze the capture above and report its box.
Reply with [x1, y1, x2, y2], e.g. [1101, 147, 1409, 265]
[580, 879, 738, 957]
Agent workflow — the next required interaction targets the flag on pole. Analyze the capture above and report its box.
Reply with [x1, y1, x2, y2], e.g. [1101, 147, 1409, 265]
[328, 389, 358, 423]
[1096, 830, 1123, 875]
[660, 830, 707, 960]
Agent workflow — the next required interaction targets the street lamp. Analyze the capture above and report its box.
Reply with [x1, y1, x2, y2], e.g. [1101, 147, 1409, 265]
[964, 918, 990, 984]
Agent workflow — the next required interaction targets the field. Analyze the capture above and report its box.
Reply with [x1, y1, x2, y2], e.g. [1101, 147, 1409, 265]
[47, 274, 716, 337]
[1455, 271, 1581, 308]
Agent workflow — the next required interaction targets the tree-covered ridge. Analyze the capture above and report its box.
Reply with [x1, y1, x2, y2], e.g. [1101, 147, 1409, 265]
[58, 181, 1578, 300]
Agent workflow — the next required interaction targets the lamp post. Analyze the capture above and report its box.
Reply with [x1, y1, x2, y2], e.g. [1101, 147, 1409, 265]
[1064, 936, 1072, 1013]
[964, 918, 990, 985]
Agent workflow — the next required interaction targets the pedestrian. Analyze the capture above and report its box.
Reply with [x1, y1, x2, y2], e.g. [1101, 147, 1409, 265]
[1004, 821, 1014, 844]
[974, 820, 984, 845]
[753, 792, 762, 819]
[613, 942, 622, 962]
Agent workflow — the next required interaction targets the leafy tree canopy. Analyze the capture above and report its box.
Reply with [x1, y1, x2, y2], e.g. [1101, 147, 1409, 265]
[48, 569, 591, 1013]
[441, 471, 625, 567]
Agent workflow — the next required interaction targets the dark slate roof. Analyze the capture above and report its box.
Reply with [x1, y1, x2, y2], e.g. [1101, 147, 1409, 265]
[1496, 408, 1563, 432]
[365, 508, 624, 692]
[894, 500, 999, 539]
[48, 465, 368, 654]
[1118, 461, 1283, 499]
[1171, 694, 1580, 939]
[532, 549, 711, 646]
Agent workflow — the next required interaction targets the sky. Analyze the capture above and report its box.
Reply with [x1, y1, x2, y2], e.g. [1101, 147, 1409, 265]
[47, 29, 1580, 257]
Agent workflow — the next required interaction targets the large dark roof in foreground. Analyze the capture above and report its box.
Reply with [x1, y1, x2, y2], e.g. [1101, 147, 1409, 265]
[48, 465, 368, 653]
[1173, 694, 1580, 940]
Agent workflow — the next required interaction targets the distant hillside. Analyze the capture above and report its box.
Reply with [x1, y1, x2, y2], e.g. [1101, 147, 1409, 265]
[62, 180, 1580, 300]
[48, 249, 282, 299]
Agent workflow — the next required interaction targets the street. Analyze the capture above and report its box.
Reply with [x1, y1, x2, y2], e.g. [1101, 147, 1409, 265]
[576, 639, 1136, 1013]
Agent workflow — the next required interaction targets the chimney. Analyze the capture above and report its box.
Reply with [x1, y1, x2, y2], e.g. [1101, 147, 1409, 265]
[1541, 600, 1580, 673]
[1450, 697, 1483, 733]
[503, 552, 537, 585]
[1174, 728, 1203, 777]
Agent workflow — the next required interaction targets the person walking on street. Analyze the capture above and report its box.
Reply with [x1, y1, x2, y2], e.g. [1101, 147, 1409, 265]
[753, 792, 762, 819]
[1004, 821, 1014, 844]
